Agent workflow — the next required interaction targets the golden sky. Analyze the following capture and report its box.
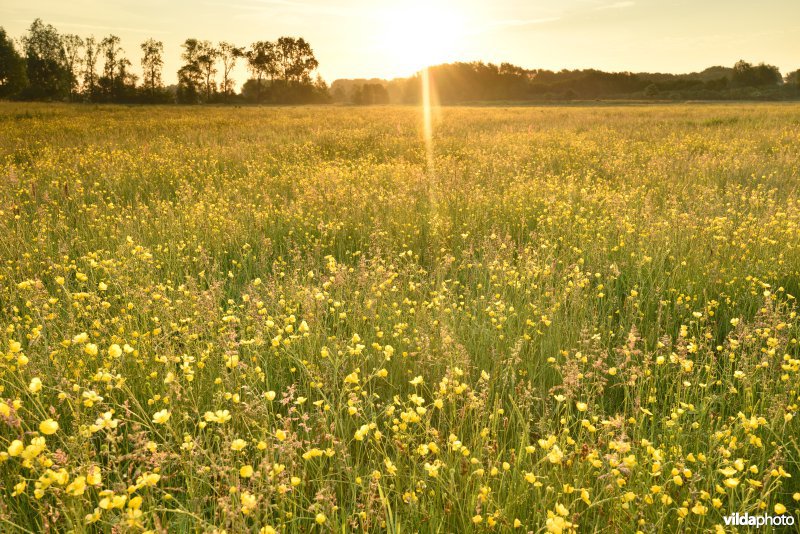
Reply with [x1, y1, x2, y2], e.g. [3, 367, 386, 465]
[2, 0, 798, 88]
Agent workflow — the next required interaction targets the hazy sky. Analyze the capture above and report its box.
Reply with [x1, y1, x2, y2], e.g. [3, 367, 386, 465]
[2, 0, 798, 89]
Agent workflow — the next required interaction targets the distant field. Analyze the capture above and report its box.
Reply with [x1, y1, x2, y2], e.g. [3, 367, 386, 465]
[1, 102, 799, 532]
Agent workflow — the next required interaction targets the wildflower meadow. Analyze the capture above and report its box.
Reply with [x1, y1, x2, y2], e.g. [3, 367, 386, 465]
[1, 102, 799, 532]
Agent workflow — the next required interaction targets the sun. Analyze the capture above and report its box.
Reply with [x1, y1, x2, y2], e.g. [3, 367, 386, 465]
[375, 1, 468, 77]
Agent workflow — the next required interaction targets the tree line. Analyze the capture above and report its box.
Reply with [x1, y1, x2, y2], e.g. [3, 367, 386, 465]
[0, 19, 328, 104]
[333, 61, 800, 104]
[2, 18, 798, 105]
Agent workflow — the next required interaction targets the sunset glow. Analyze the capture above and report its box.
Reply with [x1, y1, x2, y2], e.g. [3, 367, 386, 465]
[375, 2, 469, 77]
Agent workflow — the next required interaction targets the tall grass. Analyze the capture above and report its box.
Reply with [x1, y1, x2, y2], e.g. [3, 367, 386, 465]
[0, 102, 798, 532]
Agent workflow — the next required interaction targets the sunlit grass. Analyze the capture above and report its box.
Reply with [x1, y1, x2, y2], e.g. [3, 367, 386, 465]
[0, 102, 799, 532]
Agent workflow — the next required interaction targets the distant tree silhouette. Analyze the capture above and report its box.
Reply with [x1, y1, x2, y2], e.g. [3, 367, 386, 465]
[0, 27, 28, 98]
[61, 34, 83, 99]
[275, 37, 318, 84]
[244, 37, 321, 103]
[21, 19, 70, 100]
[353, 83, 389, 105]
[98, 35, 136, 101]
[732, 60, 781, 87]
[196, 41, 219, 102]
[787, 69, 800, 88]
[245, 40, 276, 102]
[218, 42, 244, 98]
[82, 36, 99, 100]
[177, 39, 204, 103]
[140, 38, 164, 99]
[100, 35, 121, 91]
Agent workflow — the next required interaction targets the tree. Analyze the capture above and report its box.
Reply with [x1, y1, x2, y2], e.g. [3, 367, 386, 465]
[245, 40, 276, 102]
[644, 83, 660, 97]
[98, 35, 135, 102]
[732, 59, 781, 88]
[784, 69, 800, 88]
[100, 35, 121, 94]
[140, 38, 164, 96]
[0, 27, 28, 98]
[61, 34, 83, 98]
[21, 19, 70, 100]
[196, 41, 218, 102]
[82, 36, 99, 100]
[175, 39, 217, 102]
[353, 83, 389, 105]
[274, 37, 318, 84]
[218, 41, 243, 97]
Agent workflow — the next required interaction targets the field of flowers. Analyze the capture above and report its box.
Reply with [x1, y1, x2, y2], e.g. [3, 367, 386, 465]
[1, 102, 799, 532]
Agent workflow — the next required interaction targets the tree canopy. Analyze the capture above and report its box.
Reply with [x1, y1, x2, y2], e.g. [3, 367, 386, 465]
[1, 19, 326, 104]
[0, 27, 28, 98]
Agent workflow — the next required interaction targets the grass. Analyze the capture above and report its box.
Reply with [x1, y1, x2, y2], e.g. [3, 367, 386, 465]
[0, 101, 799, 532]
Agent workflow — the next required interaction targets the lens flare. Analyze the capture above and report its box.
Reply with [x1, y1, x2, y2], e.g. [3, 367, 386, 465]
[421, 67, 434, 175]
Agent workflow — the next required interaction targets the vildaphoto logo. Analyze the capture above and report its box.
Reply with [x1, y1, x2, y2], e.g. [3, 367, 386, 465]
[723, 513, 795, 528]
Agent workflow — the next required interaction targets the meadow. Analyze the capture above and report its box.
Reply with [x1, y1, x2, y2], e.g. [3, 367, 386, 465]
[1, 102, 799, 533]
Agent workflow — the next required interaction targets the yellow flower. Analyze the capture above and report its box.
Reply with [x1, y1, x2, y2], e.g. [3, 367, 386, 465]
[231, 439, 247, 451]
[547, 445, 564, 464]
[66, 476, 87, 496]
[99, 494, 127, 510]
[152, 409, 170, 424]
[239, 465, 254, 478]
[136, 472, 161, 487]
[7, 440, 24, 457]
[302, 448, 323, 460]
[204, 409, 232, 424]
[87, 466, 102, 486]
[72, 333, 88, 344]
[240, 491, 257, 514]
[39, 418, 59, 435]
[12, 480, 26, 496]
[275, 429, 287, 442]
[774, 503, 786, 514]
[28, 377, 43, 394]
[315, 513, 327, 525]
[85, 508, 101, 524]
[108, 344, 122, 358]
